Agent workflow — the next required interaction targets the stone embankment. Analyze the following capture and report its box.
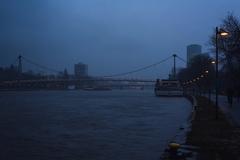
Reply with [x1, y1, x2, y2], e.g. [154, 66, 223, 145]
[161, 96, 240, 160]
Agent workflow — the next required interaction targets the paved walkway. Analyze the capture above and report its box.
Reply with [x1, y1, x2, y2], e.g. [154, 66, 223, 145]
[204, 94, 240, 126]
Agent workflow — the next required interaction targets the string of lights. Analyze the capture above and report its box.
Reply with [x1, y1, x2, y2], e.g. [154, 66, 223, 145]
[182, 70, 210, 86]
[174, 55, 215, 87]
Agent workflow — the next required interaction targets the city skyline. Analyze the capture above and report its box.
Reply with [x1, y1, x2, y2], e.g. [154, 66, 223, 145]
[1, 0, 240, 79]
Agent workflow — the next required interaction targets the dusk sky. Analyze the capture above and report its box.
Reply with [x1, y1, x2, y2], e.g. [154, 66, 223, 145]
[1, 0, 240, 79]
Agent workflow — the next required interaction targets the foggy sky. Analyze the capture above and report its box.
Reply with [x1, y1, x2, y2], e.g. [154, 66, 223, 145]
[1, 0, 240, 79]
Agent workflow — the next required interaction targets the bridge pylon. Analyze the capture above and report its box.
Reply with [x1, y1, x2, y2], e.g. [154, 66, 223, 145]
[173, 54, 177, 80]
[17, 55, 23, 81]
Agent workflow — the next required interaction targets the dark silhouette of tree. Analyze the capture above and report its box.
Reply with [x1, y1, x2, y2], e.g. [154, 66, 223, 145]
[0, 65, 46, 82]
[177, 54, 215, 91]
[209, 13, 240, 91]
[0, 65, 18, 81]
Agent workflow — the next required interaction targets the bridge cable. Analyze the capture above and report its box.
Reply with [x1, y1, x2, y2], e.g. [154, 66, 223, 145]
[102, 55, 173, 78]
[22, 56, 61, 73]
[21, 55, 173, 78]
[176, 55, 187, 64]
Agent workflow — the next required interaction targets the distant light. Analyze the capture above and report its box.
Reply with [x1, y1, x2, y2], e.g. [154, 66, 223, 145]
[211, 61, 216, 64]
[201, 75, 204, 78]
[197, 77, 200, 80]
[205, 70, 209, 73]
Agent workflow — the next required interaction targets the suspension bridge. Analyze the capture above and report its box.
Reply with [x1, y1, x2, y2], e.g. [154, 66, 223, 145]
[0, 54, 186, 90]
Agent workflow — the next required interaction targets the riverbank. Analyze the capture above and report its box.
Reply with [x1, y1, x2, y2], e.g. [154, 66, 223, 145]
[186, 96, 240, 160]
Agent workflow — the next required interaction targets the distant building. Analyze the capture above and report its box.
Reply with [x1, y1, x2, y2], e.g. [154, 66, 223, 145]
[74, 63, 88, 78]
[187, 44, 202, 67]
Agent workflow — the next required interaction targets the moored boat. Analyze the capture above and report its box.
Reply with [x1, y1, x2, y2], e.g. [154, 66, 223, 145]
[154, 79, 183, 97]
[83, 86, 112, 91]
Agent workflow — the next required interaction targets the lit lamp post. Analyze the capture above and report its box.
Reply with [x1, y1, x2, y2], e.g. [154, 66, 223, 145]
[215, 27, 229, 119]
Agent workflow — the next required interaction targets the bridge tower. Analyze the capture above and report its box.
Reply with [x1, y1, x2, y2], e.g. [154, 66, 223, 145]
[18, 55, 22, 79]
[173, 54, 177, 80]
[18, 55, 22, 74]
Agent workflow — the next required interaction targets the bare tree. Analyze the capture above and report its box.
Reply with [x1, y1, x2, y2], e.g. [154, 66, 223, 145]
[177, 54, 215, 91]
[209, 13, 240, 90]
[210, 14, 240, 59]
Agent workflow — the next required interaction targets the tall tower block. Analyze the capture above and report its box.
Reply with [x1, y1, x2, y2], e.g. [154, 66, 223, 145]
[187, 44, 202, 67]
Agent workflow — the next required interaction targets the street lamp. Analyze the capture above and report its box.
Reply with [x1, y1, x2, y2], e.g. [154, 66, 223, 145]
[219, 29, 229, 36]
[211, 61, 216, 64]
[215, 27, 229, 119]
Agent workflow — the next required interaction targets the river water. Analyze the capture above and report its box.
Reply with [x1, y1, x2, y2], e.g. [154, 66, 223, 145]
[0, 90, 191, 160]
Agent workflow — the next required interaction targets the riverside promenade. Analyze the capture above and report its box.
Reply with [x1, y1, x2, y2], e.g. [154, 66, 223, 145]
[208, 95, 240, 126]
[186, 96, 240, 160]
